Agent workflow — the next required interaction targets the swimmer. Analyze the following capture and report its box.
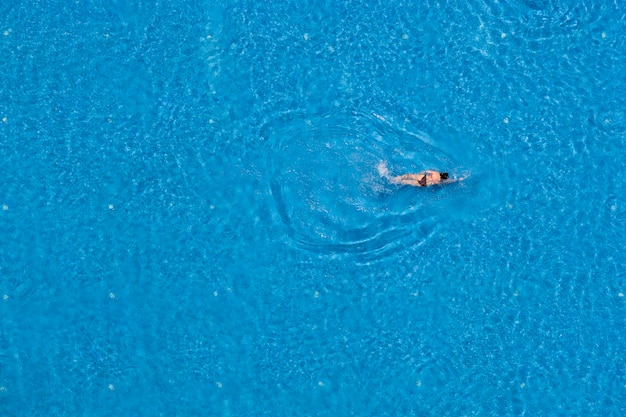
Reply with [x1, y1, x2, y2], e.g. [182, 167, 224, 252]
[377, 161, 465, 187]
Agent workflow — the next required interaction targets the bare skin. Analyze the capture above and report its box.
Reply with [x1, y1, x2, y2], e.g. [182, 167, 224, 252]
[377, 161, 464, 187]
[391, 170, 444, 186]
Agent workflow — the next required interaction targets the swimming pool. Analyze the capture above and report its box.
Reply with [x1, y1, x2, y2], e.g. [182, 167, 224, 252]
[1, 0, 625, 415]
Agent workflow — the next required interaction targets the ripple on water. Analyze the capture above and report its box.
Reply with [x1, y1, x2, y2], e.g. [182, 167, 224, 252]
[264, 111, 476, 259]
[477, 0, 607, 27]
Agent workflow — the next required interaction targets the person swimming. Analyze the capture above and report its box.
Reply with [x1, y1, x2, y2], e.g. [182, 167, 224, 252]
[377, 161, 464, 187]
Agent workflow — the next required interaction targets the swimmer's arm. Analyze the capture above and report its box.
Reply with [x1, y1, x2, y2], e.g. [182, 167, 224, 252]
[443, 176, 467, 184]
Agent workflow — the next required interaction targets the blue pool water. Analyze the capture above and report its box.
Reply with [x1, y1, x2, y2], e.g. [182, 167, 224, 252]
[1, 0, 625, 415]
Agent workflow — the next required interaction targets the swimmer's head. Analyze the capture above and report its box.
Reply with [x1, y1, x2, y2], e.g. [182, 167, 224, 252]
[440, 172, 449, 180]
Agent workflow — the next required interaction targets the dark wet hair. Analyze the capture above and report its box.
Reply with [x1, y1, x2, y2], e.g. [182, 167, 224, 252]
[440, 172, 449, 180]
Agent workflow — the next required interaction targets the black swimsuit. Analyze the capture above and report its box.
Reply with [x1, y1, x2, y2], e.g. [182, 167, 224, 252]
[418, 174, 428, 187]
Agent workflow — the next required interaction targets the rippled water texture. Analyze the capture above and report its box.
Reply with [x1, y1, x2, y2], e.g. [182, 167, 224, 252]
[1, 0, 625, 416]
[265, 111, 479, 258]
